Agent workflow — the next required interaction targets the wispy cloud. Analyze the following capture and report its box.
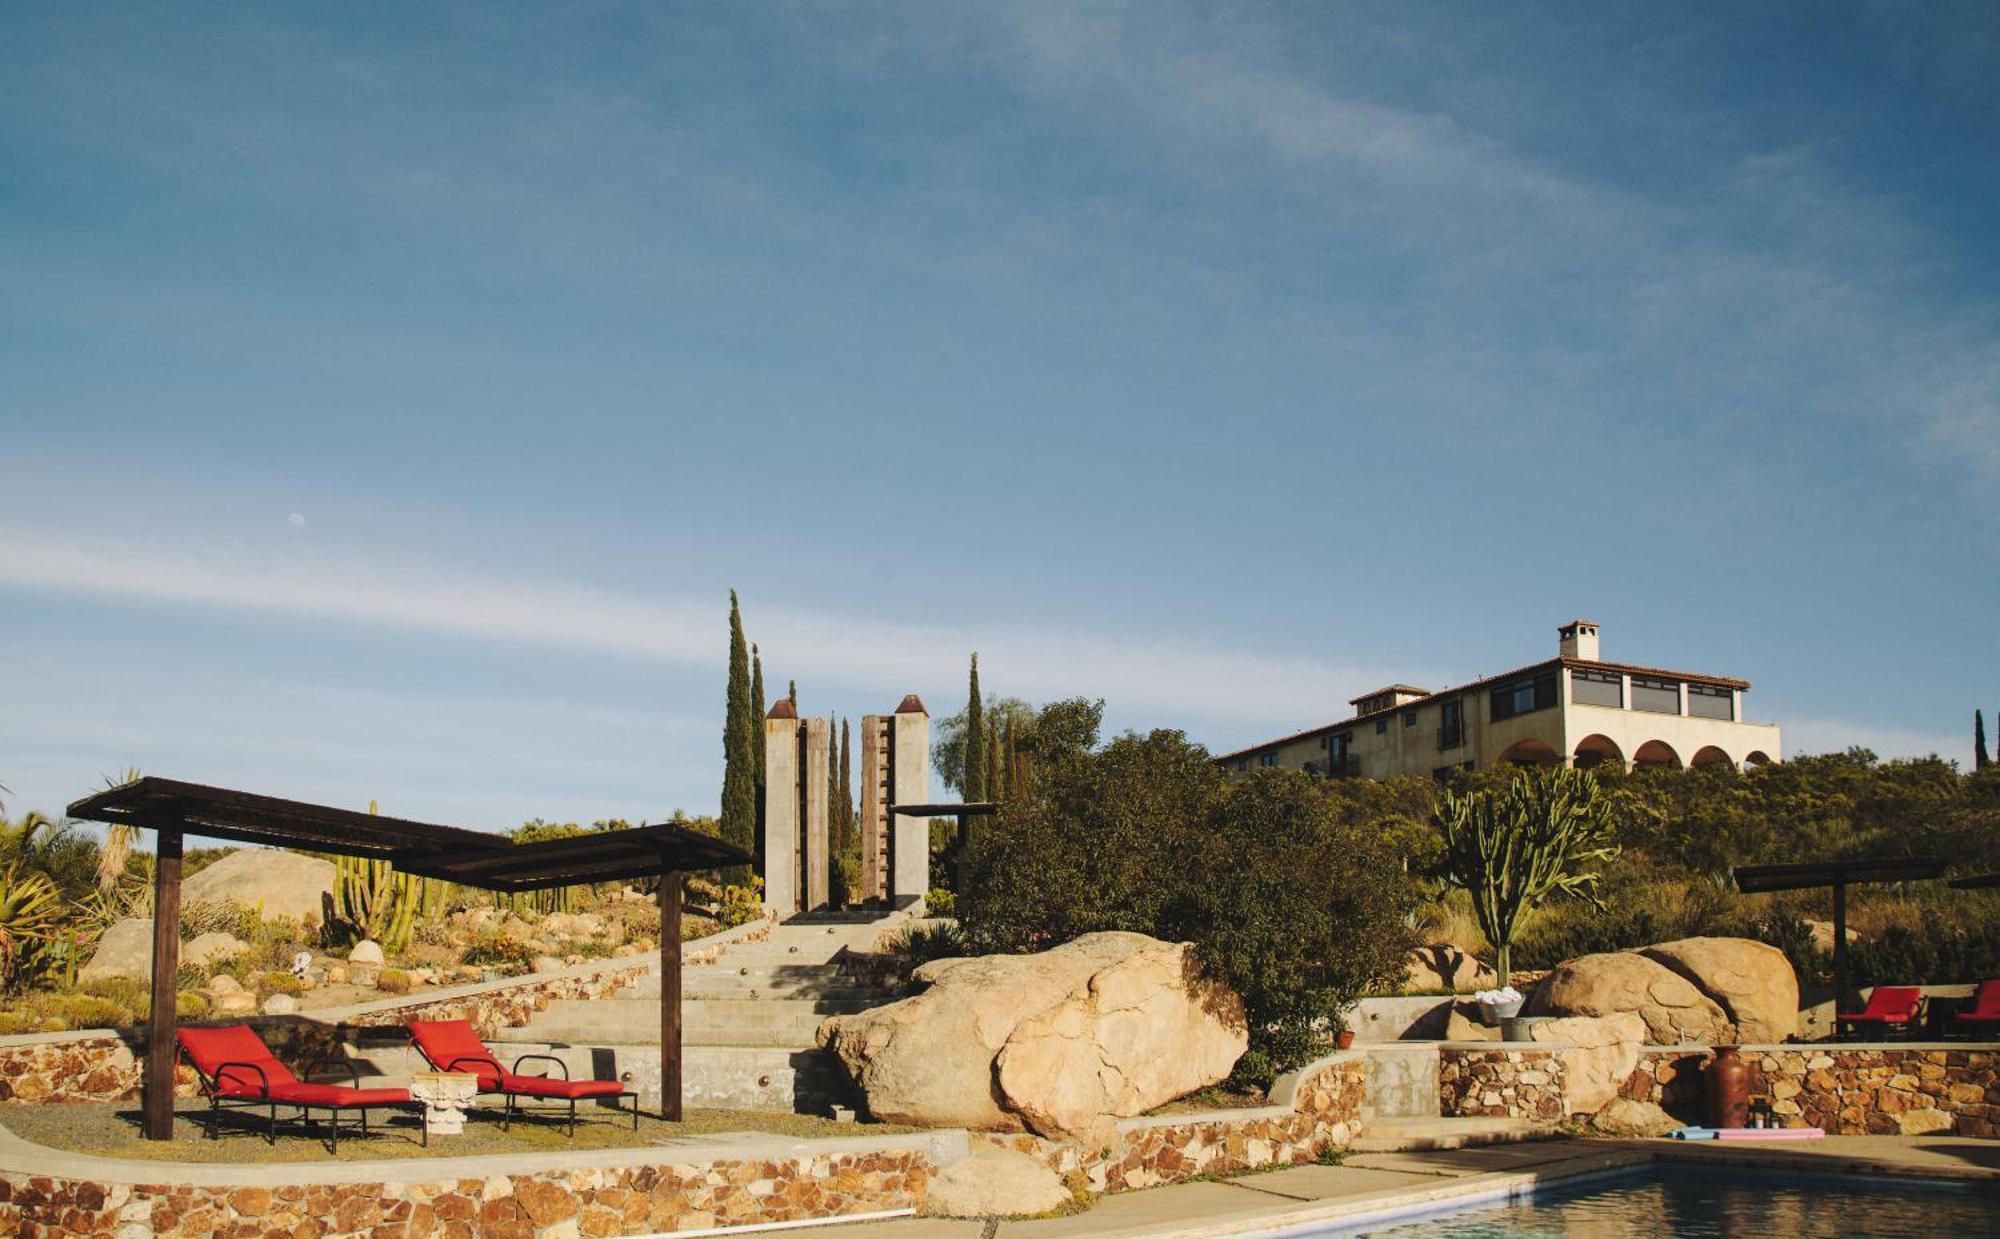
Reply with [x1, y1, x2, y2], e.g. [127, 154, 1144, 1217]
[0, 524, 1394, 728]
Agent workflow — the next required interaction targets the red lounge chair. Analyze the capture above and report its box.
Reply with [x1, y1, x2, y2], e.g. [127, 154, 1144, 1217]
[177, 1024, 420, 1150]
[407, 1019, 637, 1136]
[1949, 979, 2000, 1039]
[1835, 986, 1925, 1040]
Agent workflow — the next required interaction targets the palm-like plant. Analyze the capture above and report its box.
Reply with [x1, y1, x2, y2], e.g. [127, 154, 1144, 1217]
[94, 768, 144, 897]
[0, 862, 65, 990]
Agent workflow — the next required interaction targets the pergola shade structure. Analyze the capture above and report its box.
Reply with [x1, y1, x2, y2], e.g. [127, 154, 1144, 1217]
[68, 777, 750, 1139]
[892, 801, 997, 896]
[1732, 856, 1949, 1015]
[1946, 873, 2000, 890]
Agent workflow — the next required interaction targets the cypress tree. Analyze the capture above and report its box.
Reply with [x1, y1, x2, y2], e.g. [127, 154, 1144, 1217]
[987, 712, 1003, 805]
[789, 679, 798, 707]
[838, 718, 853, 851]
[751, 645, 766, 786]
[720, 591, 757, 886]
[1978, 710, 1991, 772]
[963, 654, 986, 802]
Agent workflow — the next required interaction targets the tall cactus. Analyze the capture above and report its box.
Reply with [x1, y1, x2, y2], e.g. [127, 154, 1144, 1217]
[1434, 767, 1622, 984]
[334, 855, 420, 955]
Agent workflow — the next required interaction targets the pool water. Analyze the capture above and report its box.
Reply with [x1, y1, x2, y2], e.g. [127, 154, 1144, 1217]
[1314, 1167, 1999, 1237]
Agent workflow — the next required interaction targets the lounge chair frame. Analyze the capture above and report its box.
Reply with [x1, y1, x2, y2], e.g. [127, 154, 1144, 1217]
[409, 1023, 640, 1137]
[179, 1040, 424, 1152]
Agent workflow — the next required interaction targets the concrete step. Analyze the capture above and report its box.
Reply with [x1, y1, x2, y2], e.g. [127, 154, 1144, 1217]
[503, 996, 879, 1048]
[1349, 1117, 1557, 1153]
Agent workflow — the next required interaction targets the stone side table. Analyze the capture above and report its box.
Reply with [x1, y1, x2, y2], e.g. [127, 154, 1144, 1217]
[409, 1071, 478, 1136]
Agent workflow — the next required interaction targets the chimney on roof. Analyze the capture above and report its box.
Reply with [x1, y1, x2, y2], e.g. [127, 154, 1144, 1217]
[1559, 620, 1600, 662]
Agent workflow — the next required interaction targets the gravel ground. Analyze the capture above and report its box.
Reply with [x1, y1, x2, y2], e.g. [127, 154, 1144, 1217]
[0, 1101, 914, 1163]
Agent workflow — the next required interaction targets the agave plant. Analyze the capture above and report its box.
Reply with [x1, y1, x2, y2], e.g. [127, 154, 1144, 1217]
[0, 862, 65, 990]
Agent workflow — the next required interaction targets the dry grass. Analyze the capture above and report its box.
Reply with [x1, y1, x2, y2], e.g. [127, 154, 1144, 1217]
[0, 1102, 916, 1164]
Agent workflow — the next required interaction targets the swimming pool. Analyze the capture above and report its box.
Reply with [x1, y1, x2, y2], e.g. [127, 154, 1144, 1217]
[1302, 1166, 2000, 1236]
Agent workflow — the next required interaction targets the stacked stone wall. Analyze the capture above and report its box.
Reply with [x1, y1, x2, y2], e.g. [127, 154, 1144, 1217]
[0, 1147, 926, 1238]
[1437, 1046, 1567, 1121]
[1621, 1045, 1998, 1137]
[0, 922, 774, 1107]
[976, 1053, 1369, 1194]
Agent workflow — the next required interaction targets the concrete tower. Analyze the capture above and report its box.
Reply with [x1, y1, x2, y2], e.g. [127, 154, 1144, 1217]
[761, 700, 830, 916]
[859, 694, 931, 907]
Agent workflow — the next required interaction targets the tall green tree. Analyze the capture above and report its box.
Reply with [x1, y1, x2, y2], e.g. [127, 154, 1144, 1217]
[720, 591, 757, 885]
[962, 655, 987, 802]
[837, 718, 854, 850]
[751, 644, 766, 786]
[1978, 710, 1991, 771]
[1434, 767, 1622, 983]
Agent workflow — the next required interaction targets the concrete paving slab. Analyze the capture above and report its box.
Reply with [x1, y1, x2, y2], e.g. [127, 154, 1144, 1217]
[1345, 1142, 1599, 1177]
[1222, 1163, 1444, 1201]
[999, 1181, 1308, 1237]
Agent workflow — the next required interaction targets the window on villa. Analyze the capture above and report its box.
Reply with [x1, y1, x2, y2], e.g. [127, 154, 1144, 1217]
[1490, 671, 1558, 721]
[1688, 682, 1734, 720]
[1571, 668, 1622, 708]
[1376, 719, 1388, 734]
[1438, 699, 1464, 749]
[1259, 753, 1277, 768]
[1404, 710, 1418, 727]
[1235, 759, 1249, 772]
[1632, 676, 1681, 715]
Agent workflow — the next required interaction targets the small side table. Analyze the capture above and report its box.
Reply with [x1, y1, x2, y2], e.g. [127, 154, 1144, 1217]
[409, 1071, 479, 1136]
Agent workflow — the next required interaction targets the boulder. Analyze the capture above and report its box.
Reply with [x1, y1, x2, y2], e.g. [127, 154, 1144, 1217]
[1641, 938, 1798, 1044]
[1590, 1097, 1676, 1137]
[79, 918, 156, 984]
[1404, 944, 1497, 994]
[1442, 1002, 1500, 1041]
[531, 955, 566, 975]
[818, 932, 1247, 1140]
[183, 849, 336, 925]
[184, 932, 250, 969]
[347, 939, 385, 965]
[923, 1148, 1071, 1218]
[261, 993, 300, 1016]
[205, 974, 244, 997]
[1524, 1012, 1646, 1114]
[1526, 952, 1731, 1045]
[211, 989, 257, 1016]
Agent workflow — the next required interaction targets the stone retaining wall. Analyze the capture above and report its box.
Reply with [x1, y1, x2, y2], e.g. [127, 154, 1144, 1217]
[0, 922, 770, 1107]
[1621, 1045, 1998, 1137]
[978, 1052, 1370, 1194]
[0, 1143, 929, 1238]
[1437, 1045, 1566, 1121]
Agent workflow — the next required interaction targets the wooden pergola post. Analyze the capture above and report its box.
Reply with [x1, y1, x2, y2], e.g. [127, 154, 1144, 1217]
[1831, 878, 1849, 1015]
[658, 859, 682, 1122]
[144, 828, 184, 1140]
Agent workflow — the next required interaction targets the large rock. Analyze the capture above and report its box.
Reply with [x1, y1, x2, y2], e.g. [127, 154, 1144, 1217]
[1526, 952, 1730, 1045]
[923, 1148, 1071, 1218]
[1590, 1097, 1677, 1137]
[183, 849, 336, 925]
[347, 939, 385, 965]
[184, 932, 250, 969]
[1405, 944, 1497, 994]
[1641, 938, 1799, 1044]
[1525, 1012, 1646, 1114]
[817, 932, 1247, 1142]
[79, 918, 156, 984]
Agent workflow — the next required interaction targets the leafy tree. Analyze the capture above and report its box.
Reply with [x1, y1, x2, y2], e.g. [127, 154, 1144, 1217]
[1434, 768, 1622, 983]
[933, 693, 1036, 795]
[720, 591, 756, 885]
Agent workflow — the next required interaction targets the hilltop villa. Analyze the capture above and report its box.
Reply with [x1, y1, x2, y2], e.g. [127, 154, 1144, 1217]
[1218, 621, 1781, 779]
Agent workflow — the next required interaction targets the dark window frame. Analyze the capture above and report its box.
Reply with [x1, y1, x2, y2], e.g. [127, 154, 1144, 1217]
[1490, 671, 1558, 722]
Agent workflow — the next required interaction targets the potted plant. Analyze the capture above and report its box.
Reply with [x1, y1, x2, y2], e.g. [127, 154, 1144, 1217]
[1474, 985, 1524, 1027]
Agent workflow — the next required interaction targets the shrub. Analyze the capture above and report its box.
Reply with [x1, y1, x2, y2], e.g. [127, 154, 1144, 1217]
[924, 888, 957, 918]
[375, 968, 412, 995]
[962, 731, 1420, 1080]
[714, 880, 764, 929]
[462, 934, 536, 973]
[176, 990, 212, 1020]
[880, 922, 967, 983]
[256, 970, 305, 997]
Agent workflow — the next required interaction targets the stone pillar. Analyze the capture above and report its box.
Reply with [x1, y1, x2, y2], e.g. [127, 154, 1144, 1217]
[762, 701, 801, 915]
[859, 714, 889, 903]
[889, 694, 931, 906]
[802, 715, 830, 911]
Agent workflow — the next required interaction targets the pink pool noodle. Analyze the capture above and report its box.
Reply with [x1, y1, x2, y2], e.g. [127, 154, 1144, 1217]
[1715, 1127, 1826, 1141]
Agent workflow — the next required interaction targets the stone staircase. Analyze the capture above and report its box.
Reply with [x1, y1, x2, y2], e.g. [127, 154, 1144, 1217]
[1352, 1043, 1557, 1152]
[488, 910, 912, 1114]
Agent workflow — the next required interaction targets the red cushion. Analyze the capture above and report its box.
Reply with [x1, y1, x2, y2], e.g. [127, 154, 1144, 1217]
[500, 1074, 626, 1100]
[407, 1020, 503, 1089]
[178, 1025, 298, 1097]
[1970, 981, 2000, 1017]
[266, 1083, 411, 1107]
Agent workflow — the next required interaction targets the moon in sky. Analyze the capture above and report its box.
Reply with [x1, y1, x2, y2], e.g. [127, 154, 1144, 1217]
[287, 513, 307, 528]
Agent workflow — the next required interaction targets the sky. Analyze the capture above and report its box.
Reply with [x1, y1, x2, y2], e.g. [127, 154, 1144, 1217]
[3, 2, 1996, 831]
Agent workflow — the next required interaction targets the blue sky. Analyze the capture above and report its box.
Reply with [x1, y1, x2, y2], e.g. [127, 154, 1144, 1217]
[3, 3, 1996, 829]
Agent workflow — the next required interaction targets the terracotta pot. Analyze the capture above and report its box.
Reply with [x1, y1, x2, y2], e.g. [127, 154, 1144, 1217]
[1335, 1029, 1356, 1050]
[1704, 1046, 1751, 1130]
